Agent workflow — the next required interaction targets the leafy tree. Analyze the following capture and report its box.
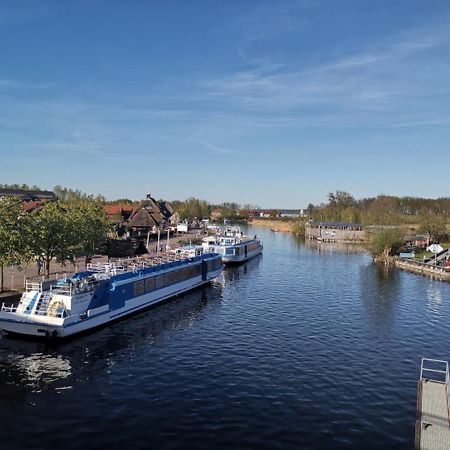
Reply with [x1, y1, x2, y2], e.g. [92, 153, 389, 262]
[328, 191, 355, 209]
[53, 185, 106, 204]
[371, 228, 405, 258]
[68, 199, 112, 258]
[28, 202, 73, 277]
[0, 197, 31, 291]
[174, 197, 211, 221]
[28, 200, 109, 276]
[0, 183, 41, 190]
[419, 213, 448, 242]
[306, 203, 315, 218]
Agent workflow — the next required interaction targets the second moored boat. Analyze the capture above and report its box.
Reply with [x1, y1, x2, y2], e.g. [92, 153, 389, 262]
[203, 226, 263, 264]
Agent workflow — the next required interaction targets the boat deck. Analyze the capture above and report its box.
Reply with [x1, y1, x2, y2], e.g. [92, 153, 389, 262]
[416, 358, 450, 450]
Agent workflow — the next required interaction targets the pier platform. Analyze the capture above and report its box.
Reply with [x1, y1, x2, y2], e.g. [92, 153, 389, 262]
[416, 358, 450, 450]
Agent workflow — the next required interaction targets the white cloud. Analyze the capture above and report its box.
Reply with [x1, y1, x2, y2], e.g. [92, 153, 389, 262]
[203, 19, 450, 126]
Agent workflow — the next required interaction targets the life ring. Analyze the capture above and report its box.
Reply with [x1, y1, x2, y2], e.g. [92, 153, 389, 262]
[47, 301, 66, 317]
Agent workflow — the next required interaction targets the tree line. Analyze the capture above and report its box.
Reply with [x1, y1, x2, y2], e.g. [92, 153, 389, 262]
[307, 191, 449, 241]
[167, 198, 259, 221]
[0, 197, 111, 292]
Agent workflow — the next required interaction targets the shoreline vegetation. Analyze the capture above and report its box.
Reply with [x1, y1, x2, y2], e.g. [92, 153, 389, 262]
[250, 219, 302, 234]
[2, 184, 450, 287]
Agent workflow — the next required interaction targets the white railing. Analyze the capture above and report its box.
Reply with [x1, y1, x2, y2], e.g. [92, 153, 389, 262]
[1, 303, 17, 313]
[50, 284, 73, 295]
[25, 281, 43, 292]
[420, 358, 449, 384]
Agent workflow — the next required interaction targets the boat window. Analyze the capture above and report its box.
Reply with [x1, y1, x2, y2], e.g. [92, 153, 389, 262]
[145, 277, 155, 292]
[155, 274, 165, 289]
[134, 280, 145, 296]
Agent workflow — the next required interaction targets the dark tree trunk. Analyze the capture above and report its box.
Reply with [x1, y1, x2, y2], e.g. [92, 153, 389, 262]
[0, 264, 3, 293]
[46, 257, 51, 278]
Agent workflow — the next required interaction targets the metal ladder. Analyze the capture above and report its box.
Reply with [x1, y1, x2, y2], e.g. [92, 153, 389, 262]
[34, 291, 53, 315]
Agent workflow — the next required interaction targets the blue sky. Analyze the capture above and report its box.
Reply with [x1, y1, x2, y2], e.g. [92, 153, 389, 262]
[1, 0, 450, 207]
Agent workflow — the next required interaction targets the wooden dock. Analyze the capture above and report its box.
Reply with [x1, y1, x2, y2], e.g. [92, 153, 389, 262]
[416, 359, 450, 450]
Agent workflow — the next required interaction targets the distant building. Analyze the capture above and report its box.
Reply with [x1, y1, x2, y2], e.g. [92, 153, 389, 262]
[125, 194, 176, 238]
[103, 204, 135, 221]
[0, 188, 56, 213]
[278, 209, 303, 218]
[410, 235, 430, 249]
[0, 188, 56, 202]
[305, 221, 365, 242]
[211, 208, 224, 220]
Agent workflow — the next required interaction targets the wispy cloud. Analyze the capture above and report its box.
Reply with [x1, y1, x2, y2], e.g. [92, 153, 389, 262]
[204, 19, 450, 127]
[391, 118, 450, 128]
[0, 78, 56, 90]
[1, 8, 450, 166]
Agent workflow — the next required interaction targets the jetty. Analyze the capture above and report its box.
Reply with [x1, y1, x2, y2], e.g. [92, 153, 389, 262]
[305, 221, 365, 243]
[396, 259, 450, 282]
[416, 358, 450, 450]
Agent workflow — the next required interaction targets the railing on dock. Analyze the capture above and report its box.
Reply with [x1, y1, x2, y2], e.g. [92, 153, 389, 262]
[420, 358, 450, 384]
[416, 358, 450, 450]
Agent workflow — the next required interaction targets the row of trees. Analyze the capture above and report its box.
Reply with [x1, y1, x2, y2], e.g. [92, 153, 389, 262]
[171, 198, 211, 221]
[0, 183, 42, 190]
[169, 198, 259, 221]
[0, 197, 111, 292]
[307, 191, 449, 241]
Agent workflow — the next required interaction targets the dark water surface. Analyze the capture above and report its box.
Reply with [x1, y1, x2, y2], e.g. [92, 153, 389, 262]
[1, 227, 450, 449]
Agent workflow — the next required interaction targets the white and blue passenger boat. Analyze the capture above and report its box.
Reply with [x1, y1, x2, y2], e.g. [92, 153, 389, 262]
[0, 251, 223, 339]
[204, 226, 263, 264]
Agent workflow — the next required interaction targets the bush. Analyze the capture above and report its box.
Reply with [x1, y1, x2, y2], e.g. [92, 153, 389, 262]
[371, 228, 405, 257]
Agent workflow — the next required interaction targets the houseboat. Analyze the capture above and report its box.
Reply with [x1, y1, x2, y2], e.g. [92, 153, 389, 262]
[0, 251, 223, 339]
[203, 226, 263, 264]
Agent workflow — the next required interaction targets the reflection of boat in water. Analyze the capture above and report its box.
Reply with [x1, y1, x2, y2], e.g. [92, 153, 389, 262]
[202, 226, 263, 264]
[215, 251, 263, 287]
[0, 251, 223, 339]
[0, 283, 223, 390]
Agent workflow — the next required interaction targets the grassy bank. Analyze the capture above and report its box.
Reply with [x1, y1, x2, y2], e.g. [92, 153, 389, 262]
[250, 219, 304, 235]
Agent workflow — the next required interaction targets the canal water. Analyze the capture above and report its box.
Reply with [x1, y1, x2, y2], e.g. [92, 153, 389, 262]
[1, 227, 450, 449]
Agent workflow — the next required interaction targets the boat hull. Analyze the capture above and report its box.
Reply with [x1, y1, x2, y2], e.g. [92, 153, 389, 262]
[0, 269, 222, 339]
[222, 247, 263, 264]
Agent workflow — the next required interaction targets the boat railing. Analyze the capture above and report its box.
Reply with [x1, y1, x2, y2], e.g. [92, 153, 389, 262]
[50, 283, 74, 296]
[87, 262, 127, 275]
[25, 272, 68, 292]
[1, 303, 17, 313]
[104, 252, 196, 273]
[420, 358, 449, 384]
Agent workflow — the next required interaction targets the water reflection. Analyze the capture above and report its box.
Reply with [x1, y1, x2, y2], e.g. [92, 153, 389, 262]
[0, 283, 224, 393]
[304, 239, 367, 255]
[4, 228, 450, 450]
[359, 262, 403, 335]
[217, 254, 262, 286]
[426, 282, 444, 319]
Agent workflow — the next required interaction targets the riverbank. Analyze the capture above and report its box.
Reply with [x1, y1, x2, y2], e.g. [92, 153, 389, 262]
[250, 219, 298, 233]
[0, 232, 201, 292]
[394, 257, 450, 282]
